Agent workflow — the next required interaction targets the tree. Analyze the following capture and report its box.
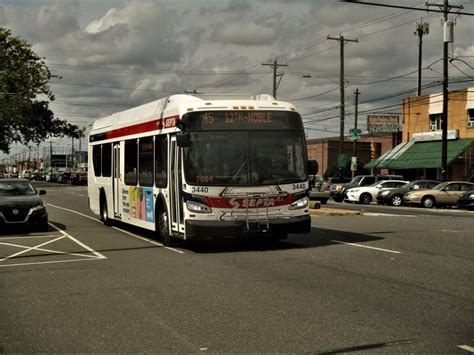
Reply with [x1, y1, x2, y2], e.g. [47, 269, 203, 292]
[0, 27, 81, 154]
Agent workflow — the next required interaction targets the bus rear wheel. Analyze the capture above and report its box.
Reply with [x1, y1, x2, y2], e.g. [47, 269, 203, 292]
[157, 206, 173, 246]
[100, 197, 111, 226]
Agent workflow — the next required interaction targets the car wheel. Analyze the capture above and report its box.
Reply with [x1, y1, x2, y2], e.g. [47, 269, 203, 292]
[157, 204, 173, 246]
[390, 194, 403, 206]
[360, 193, 372, 205]
[422, 196, 435, 208]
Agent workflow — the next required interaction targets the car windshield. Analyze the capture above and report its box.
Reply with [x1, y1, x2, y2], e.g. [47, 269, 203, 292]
[0, 181, 37, 196]
[183, 130, 307, 186]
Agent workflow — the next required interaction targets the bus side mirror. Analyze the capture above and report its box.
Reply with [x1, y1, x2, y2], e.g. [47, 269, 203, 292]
[308, 160, 318, 176]
[176, 132, 190, 147]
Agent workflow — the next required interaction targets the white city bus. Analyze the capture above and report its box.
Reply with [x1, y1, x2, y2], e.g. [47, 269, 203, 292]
[88, 94, 316, 245]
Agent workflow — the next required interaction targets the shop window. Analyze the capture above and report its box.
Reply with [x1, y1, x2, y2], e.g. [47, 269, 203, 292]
[429, 114, 441, 131]
[468, 109, 474, 128]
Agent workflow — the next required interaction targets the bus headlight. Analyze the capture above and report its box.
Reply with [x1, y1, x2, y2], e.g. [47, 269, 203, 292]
[186, 201, 212, 213]
[289, 197, 308, 210]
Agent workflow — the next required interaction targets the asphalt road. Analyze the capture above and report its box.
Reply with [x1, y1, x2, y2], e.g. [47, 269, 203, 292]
[1, 183, 473, 353]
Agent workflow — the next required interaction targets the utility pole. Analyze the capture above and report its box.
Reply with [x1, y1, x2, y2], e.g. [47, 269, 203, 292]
[352, 88, 360, 158]
[414, 21, 429, 96]
[327, 34, 358, 155]
[426, 0, 463, 181]
[262, 60, 288, 99]
[351, 88, 361, 178]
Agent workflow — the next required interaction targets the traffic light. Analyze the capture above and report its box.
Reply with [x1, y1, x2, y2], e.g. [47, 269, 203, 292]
[370, 142, 376, 160]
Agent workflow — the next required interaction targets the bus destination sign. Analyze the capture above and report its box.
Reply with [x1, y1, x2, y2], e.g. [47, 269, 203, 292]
[184, 111, 302, 130]
[202, 111, 272, 126]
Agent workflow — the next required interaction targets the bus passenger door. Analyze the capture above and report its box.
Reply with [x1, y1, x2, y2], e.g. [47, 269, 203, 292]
[170, 136, 185, 235]
[113, 143, 121, 218]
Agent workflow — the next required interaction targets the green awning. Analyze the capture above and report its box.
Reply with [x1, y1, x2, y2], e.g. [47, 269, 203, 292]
[365, 138, 473, 170]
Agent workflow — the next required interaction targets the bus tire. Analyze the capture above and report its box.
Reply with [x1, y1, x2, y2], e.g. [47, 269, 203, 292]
[100, 194, 111, 226]
[156, 201, 173, 246]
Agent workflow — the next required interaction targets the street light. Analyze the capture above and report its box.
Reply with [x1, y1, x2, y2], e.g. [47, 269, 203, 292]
[302, 74, 347, 86]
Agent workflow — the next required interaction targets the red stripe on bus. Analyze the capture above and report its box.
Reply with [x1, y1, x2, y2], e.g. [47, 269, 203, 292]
[205, 195, 293, 209]
[104, 115, 179, 140]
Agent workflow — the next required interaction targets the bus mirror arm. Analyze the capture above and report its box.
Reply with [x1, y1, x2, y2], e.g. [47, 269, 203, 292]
[176, 132, 190, 147]
[308, 160, 318, 176]
[176, 119, 185, 131]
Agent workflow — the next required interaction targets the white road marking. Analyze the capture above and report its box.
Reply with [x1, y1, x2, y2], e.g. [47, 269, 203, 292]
[330, 240, 401, 254]
[0, 239, 100, 259]
[46, 203, 100, 223]
[363, 212, 416, 217]
[0, 235, 65, 262]
[47, 203, 184, 254]
[457, 345, 474, 353]
[111, 226, 184, 254]
[49, 222, 106, 259]
[0, 258, 104, 268]
[0, 222, 106, 267]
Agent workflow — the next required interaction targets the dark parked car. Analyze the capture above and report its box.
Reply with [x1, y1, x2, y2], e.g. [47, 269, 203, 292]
[309, 176, 351, 204]
[71, 172, 88, 185]
[457, 191, 474, 211]
[0, 179, 48, 231]
[376, 180, 440, 206]
[57, 172, 72, 184]
[330, 174, 404, 202]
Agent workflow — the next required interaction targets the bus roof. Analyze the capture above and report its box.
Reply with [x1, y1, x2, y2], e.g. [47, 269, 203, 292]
[89, 94, 296, 137]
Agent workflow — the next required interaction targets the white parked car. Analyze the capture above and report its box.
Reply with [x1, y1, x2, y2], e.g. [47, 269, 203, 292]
[344, 180, 409, 204]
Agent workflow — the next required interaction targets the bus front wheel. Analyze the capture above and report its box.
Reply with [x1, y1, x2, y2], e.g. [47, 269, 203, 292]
[157, 205, 173, 246]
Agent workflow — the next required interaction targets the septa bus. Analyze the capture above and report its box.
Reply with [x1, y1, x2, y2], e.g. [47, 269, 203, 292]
[88, 94, 317, 245]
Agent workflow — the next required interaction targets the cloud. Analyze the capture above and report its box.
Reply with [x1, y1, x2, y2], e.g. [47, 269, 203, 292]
[1, 0, 473, 145]
[0, 0, 79, 42]
[210, 12, 282, 45]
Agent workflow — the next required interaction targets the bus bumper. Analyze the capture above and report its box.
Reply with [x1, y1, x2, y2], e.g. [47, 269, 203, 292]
[185, 215, 311, 240]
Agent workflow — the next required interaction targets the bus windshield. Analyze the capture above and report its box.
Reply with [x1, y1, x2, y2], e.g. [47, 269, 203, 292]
[183, 129, 307, 186]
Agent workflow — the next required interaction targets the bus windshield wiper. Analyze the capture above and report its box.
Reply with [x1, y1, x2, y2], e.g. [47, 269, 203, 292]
[219, 157, 249, 196]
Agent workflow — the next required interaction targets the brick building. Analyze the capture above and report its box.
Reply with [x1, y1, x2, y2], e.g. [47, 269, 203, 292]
[307, 134, 398, 177]
[366, 87, 474, 181]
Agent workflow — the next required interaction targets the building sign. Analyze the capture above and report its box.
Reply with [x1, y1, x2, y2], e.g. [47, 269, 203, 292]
[412, 130, 459, 142]
[367, 115, 400, 134]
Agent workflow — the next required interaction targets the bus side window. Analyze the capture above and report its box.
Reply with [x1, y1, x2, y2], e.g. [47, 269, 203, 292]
[102, 143, 112, 177]
[139, 137, 153, 187]
[125, 139, 137, 185]
[92, 145, 102, 177]
[155, 136, 167, 188]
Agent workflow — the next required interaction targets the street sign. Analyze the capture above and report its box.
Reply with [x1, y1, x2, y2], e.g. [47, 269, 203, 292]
[351, 156, 357, 171]
[349, 135, 361, 141]
[349, 128, 362, 134]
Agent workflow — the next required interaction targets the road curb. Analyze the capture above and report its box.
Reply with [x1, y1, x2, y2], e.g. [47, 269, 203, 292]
[309, 208, 361, 216]
[309, 201, 361, 216]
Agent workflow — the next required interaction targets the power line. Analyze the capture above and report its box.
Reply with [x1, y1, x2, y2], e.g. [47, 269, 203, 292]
[341, 1, 474, 16]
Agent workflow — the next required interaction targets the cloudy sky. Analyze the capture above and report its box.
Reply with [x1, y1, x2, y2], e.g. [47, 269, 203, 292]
[1, 0, 473, 159]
